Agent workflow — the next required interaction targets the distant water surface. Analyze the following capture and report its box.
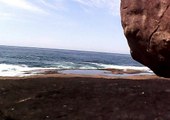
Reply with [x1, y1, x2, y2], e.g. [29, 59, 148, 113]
[0, 45, 151, 77]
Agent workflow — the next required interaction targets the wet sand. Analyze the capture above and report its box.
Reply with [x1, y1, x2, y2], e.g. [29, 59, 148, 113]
[0, 73, 170, 120]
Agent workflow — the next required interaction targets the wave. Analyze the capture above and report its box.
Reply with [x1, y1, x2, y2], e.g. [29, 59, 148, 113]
[0, 64, 56, 77]
[88, 63, 152, 72]
[51, 62, 151, 71]
[0, 63, 152, 77]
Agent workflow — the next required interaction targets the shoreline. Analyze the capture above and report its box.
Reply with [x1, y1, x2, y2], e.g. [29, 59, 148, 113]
[0, 73, 168, 81]
[0, 68, 156, 80]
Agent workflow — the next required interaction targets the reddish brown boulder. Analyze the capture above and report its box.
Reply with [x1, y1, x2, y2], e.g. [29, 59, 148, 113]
[121, 0, 170, 77]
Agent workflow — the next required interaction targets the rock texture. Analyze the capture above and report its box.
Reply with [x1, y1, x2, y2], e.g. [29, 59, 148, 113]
[121, 0, 170, 77]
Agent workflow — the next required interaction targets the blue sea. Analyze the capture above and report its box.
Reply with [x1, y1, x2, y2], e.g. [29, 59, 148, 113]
[0, 45, 151, 77]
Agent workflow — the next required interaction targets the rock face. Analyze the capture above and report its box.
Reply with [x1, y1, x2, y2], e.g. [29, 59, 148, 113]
[121, 0, 170, 77]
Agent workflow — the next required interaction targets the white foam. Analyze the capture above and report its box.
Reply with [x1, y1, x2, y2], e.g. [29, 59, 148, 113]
[53, 62, 151, 71]
[52, 62, 97, 69]
[88, 63, 152, 72]
[0, 64, 56, 77]
[0, 62, 153, 77]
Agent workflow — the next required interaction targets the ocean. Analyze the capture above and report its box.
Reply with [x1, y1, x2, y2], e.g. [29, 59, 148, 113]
[0, 45, 151, 77]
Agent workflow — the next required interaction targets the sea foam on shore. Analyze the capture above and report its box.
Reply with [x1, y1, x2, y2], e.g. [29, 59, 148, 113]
[0, 63, 152, 77]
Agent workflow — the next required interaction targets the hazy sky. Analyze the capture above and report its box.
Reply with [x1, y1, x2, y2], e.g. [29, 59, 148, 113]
[0, 0, 129, 53]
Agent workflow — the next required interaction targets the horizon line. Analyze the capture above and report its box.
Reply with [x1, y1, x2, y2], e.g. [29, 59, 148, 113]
[0, 44, 130, 55]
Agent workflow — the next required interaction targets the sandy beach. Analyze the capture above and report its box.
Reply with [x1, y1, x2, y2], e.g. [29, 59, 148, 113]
[0, 73, 170, 120]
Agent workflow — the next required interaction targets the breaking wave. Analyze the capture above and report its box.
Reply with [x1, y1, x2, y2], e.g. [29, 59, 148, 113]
[0, 62, 152, 77]
[0, 64, 55, 77]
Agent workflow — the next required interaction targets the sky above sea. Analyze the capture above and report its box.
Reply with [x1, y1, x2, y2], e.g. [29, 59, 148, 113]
[0, 0, 129, 54]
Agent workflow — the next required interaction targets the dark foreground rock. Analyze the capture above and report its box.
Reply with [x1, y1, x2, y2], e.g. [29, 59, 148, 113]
[0, 76, 170, 120]
[121, 0, 170, 77]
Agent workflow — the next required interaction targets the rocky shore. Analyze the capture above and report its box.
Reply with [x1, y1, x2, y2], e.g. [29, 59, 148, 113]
[0, 74, 169, 120]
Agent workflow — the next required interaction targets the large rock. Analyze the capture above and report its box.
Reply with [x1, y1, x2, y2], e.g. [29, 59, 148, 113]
[121, 0, 170, 77]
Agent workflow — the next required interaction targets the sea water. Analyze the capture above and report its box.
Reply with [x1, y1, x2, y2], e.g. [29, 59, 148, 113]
[0, 45, 151, 77]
